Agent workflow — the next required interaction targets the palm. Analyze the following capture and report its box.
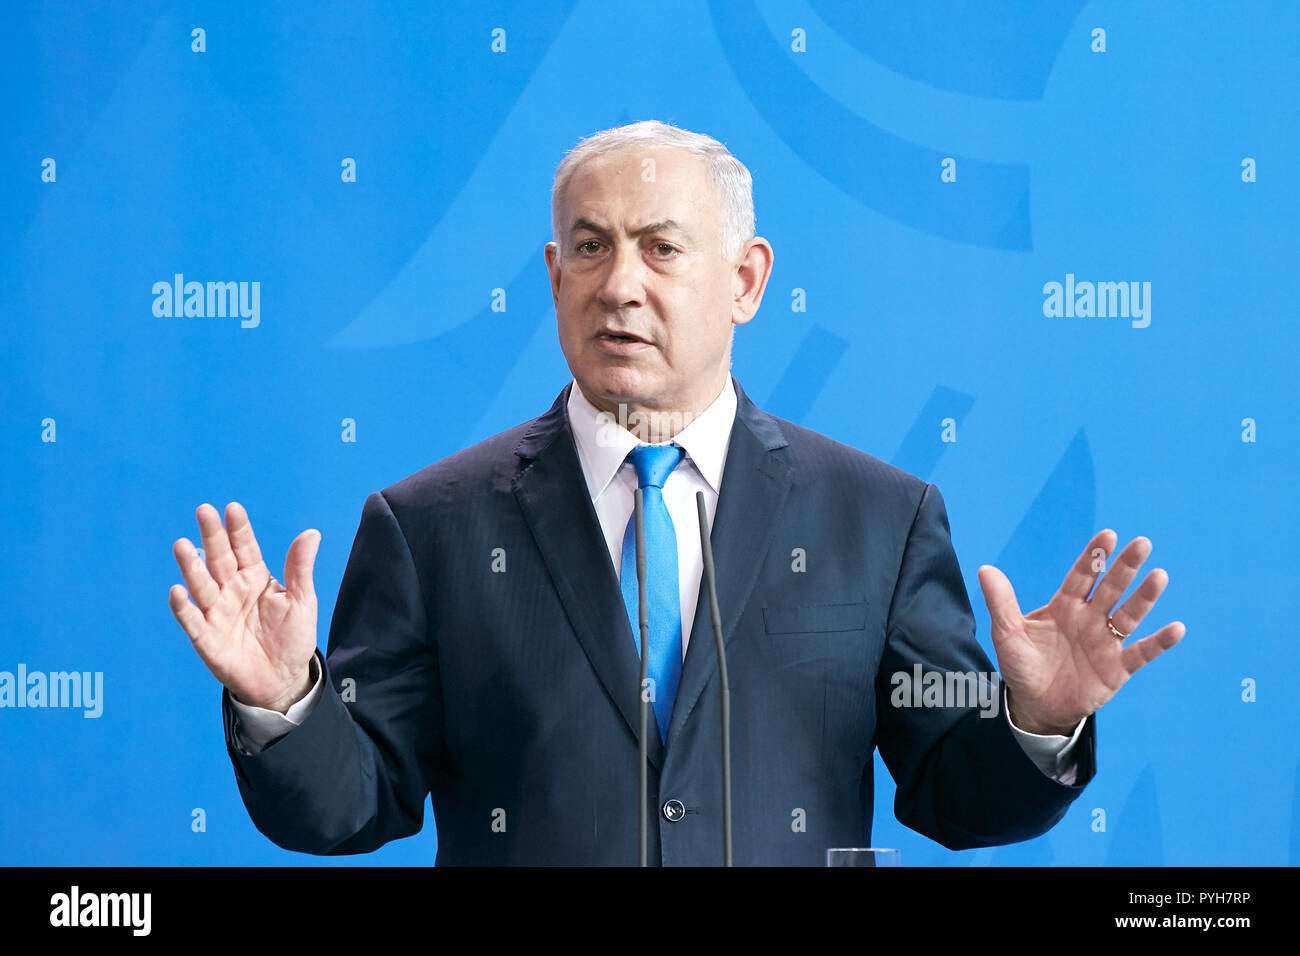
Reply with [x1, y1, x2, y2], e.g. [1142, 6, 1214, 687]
[169, 502, 321, 709]
[195, 563, 310, 703]
[978, 530, 1185, 734]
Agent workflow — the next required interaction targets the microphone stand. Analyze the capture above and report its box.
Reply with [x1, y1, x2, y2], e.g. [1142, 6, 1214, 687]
[697, 491, 732, 867]
[634, 490, 649, 867]
[633, 489, 732, 868]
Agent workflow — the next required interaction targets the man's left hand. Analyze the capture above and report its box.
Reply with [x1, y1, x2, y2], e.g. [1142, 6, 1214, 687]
[978, 530, 1186, 736]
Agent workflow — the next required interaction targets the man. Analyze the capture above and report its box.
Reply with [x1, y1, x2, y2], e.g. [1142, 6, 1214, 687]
[169, 120, 1184, 865]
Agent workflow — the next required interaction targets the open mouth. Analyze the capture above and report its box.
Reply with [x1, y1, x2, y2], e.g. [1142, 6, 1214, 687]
[595, 331, 652, 354]
[596, 327, 652, 345]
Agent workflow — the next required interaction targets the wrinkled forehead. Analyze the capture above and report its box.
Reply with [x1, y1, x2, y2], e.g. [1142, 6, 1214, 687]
[560, 145, 718, 234]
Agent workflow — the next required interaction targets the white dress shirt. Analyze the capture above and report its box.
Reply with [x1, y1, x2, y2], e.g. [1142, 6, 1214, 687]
[566, 371, 737, 654]
[232, 376, 1086, 786]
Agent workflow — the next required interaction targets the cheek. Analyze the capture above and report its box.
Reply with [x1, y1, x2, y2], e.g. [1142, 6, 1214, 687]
[557, 279, 593, 326]
[556, 294, 583, 338]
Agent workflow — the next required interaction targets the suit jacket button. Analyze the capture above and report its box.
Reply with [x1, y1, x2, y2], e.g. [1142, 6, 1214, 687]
[662, 799, 686, 822]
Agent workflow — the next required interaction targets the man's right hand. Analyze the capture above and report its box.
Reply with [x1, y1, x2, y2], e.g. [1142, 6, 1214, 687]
[169, 502, 321, 714]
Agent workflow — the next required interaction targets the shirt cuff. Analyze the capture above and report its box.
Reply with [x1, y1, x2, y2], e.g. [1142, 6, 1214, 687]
[229, 653, 324, 755]
[1003, 684, 1087, 786]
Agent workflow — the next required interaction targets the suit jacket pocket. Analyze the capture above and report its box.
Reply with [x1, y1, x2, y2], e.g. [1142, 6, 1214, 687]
[762, 600, 868, 635]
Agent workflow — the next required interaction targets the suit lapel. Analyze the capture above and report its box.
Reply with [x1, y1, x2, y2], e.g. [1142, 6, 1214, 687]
[667, 377, 793, 749]
[512, 383, 666, 771]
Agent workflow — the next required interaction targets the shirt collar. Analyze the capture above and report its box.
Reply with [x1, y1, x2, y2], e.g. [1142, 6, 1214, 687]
[566, 375, 738, 503]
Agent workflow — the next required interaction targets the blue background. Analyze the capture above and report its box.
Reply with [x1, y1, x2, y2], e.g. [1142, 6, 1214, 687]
[2, 1, 1295, 866]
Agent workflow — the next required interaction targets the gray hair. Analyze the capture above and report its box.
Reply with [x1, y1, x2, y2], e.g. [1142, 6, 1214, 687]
[550, 120, 755, 263]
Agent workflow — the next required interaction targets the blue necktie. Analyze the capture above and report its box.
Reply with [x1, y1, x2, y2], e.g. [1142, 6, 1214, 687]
[620, 443, 685, 742]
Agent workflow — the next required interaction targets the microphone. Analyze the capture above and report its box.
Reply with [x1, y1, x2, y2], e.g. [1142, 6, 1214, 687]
[696, 491, 732, 867]
[633, 489, 650, 867]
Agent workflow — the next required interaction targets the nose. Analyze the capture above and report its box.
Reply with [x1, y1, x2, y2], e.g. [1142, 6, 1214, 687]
[596, 241, 646, 312]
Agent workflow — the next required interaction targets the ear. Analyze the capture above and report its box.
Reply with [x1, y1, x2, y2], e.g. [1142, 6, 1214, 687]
[544, 241, 562, 307]
[731, 237, 774, 327]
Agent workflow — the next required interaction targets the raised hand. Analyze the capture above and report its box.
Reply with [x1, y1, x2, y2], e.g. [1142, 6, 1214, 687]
[977, 530, 1186, 736]
[169, 502, 321, 713]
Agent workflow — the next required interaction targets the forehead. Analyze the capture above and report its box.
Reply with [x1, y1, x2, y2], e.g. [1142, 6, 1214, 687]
[561, 145, 717, 231]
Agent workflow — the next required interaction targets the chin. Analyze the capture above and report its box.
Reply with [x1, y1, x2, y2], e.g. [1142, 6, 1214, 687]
[581, 363, 659, 407]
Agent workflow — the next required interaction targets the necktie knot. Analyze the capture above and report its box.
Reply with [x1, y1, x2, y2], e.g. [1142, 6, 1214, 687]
[627, 443, 684, 490]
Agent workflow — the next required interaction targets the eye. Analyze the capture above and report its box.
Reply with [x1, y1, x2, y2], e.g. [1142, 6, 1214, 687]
[653, 243, 679, 257]
[576, 240, 602, 255]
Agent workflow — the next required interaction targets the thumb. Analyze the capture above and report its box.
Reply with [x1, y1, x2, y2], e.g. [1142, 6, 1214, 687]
[284, 529, 321, 602]
[978, 564, 1023, 635]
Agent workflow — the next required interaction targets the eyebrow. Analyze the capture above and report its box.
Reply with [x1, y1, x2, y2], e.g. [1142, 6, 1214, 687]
[570, 217, 691, 242]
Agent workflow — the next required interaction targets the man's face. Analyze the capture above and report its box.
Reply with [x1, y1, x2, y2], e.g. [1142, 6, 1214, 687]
[545, 145, 768, 420]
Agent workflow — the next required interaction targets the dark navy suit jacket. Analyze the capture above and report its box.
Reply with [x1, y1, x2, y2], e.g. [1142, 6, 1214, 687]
[222, 377, 1095, 864]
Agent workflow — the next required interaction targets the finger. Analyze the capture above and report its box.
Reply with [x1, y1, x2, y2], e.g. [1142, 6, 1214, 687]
[1090, 536, 1152, 613]
[283, 529, 321, 603]
[1108, 567, 1169, 637]
[173, 536, 220, 613]
[197, 503, 240, 586]
[225, 501, 264, 571]
[1120, 620, 1185, 675]
[977, 565, 1024, 635]
[168, 583, 206, 641]
[1057, 529, 1118, 601]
